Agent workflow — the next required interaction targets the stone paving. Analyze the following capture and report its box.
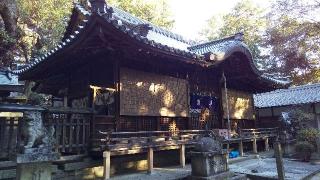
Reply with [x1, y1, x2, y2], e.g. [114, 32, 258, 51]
[229, 158, 320, 180]
[106, 152, 320, 180]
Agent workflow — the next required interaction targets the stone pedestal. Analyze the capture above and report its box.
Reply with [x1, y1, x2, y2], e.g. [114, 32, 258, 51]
[15, 147, 59, 180]
[190, 151, 228, 178]
[16, 162, 52, 180]
[189, 150, 246, 180]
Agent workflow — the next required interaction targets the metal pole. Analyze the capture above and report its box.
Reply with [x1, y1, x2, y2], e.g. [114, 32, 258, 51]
[222, 71, 231, 139]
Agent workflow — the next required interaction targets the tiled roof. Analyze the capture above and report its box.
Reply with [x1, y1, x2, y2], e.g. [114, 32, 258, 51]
[13, 2, 290, 87]
[254, 83, 320, 108]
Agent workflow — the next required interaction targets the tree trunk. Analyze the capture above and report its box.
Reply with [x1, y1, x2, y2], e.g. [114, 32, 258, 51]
[0, 0, 18, 37]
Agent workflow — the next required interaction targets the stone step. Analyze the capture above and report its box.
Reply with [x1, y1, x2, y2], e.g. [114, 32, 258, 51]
[0, 169, 16, 179]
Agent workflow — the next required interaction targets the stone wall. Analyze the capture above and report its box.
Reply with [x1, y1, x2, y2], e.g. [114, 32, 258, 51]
[120, 68, 189, 117]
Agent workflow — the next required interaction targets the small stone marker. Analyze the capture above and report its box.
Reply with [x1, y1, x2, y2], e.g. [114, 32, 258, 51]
[103, 151, 111, 180]
[147, 147, 153, 174]
[180, 144, 186, 168]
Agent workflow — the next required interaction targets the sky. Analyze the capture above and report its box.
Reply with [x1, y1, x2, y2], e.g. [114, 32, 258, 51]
[168, 0, 271, 40]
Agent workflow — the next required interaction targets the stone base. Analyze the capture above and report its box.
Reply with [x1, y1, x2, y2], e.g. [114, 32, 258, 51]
[189, 171, 246, 180]
[190, 151, 228, 177]
[16, 147, 59, 164]
[16, 162, 52, 180]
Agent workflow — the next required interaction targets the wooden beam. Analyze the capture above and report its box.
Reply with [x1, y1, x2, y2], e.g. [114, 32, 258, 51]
[114, 59, 120, 131]
[180, 144, 185, 168]
[239, 140, 244, 156]
[226, 143, 230, 152]
[63, 96, 68, 107]
[147, 147, 153, 174]
[253, 138, 258, 154]
[265, 137, 270, 151]
[103, 151, 111, 180]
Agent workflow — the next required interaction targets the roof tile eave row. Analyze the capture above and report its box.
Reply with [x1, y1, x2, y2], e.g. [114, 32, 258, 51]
[13, 3, 207, 76]
[254, 83, 320, 108]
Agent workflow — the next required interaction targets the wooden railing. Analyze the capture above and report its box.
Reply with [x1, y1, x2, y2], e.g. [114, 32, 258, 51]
[241, 128, 279, 138]
[98, 130, 211, 153]
[98, 128, 279, 154]
[0, 105, 93, 159]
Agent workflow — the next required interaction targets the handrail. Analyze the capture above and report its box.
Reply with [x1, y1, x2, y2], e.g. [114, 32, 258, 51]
[0, 104, 94, 114]
[46, 107, 94, 114]
[241, 128, 278, 131]
[99, 129, 209, 135]
[0, 103, 45, 112]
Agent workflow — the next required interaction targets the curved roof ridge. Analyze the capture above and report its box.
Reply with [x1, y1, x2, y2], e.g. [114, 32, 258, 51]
[109, 5, 195, 46]
[188, 33, 243, 51]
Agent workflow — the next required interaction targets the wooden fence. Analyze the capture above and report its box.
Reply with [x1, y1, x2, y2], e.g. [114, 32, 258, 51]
[0, 116, 21, 159]
[0, 106, 93, 160]
[45, 108, 92, 154]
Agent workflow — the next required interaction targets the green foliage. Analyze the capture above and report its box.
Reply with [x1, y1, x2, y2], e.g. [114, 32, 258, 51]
[281, 107, 315, 136]
[17, 0, 73, 58]
[295, 141, 315, 161]
[288, 107, 314, 128]
[1, 0, 174, 67]
[108, 0, 174, 29]
[201, 0, 320, 85]
[0, 29, 16, 46]
[297, 128, 320, 147]
[0, 29, 16, 66]
[263, 0, 320, 84]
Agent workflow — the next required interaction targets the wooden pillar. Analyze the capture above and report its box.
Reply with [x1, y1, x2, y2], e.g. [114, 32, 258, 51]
[274, 140, 285, 180]
[63, 96, 68, 107]
[225, 153, 229, 171]
[147, 147, 153, 174]
[103, 151, 111, 180]
[180, 144, 185, 168]
[253, 138, 257, 154]
[239, 140, 244, 156]
[226, 143, 230, 152]
[113, 59, 120, 131]
[265, 138, 270, 151]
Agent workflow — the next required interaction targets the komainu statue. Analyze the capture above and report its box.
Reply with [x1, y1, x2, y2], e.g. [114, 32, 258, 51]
[22, 111, 55, 151]
[194, 130, 223, 152]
